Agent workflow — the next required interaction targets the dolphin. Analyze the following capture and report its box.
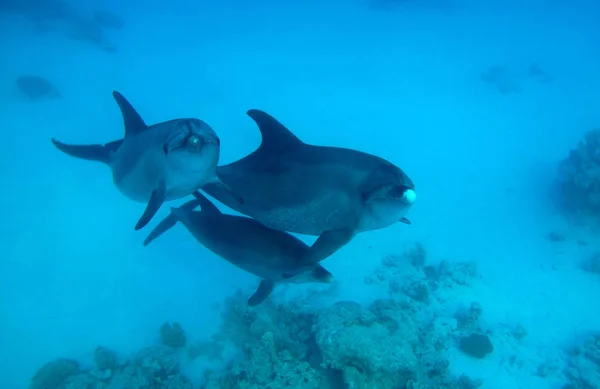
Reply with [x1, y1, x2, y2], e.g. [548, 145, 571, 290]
[201, 109, 416, 273]
[51, 91, 242, 230]
[144, 192, 334, 306]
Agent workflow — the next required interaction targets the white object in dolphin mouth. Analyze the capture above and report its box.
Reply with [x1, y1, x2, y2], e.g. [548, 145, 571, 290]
[403, 189, 417, 204]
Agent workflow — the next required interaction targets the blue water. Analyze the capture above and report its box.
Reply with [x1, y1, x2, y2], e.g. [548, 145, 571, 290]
[1, 0, 599, 388]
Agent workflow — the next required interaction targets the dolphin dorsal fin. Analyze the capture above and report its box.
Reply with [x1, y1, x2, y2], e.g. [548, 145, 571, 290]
[112, 91, 148, 138]
[192, 191, 222, 215]
[246, 109, 303, 154]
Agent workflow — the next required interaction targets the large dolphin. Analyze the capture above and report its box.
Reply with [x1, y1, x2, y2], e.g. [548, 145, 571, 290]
[51, 91, 242, 230]
[145, 192, 334, 306]
[202, 109, 416, 272]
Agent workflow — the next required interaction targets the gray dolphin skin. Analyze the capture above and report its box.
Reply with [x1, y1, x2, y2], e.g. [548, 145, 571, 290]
[144, 192, 334, 306]
[51, 91, 243, 230]
[201, 109, 416, 273]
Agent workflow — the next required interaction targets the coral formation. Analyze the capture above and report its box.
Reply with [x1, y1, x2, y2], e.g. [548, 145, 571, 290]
[28, 332, 193, 389]
[564, 334, 600, 388]
[557, 129, 600, 219]
[29, 359, 80, 389]
[201, 292, 479, 389]
[459, 334, 494, 359]
[161, 322, 187, 348]
[197, 243, 484, 389]
[94, 346, 119, 371]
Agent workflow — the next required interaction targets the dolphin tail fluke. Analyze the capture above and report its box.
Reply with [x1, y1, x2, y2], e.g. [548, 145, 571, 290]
[248, 280, 275, 306]
[51, 138, 114, 164]
[143, 195, 202, 245]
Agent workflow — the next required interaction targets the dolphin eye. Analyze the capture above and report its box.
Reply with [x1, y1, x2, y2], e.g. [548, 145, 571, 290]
[185, 134, 205, 152]
[187, 134, 201, 147]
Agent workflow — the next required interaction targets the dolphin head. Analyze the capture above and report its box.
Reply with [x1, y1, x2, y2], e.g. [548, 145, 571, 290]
[360, 163, 416, 230]
[164, 118, 221, 176]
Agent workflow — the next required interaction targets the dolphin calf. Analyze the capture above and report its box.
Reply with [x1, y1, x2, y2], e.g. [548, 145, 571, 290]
[51, 91, 242, 230]
[201, 109, 416, 272]
[145, 192, 334, 306]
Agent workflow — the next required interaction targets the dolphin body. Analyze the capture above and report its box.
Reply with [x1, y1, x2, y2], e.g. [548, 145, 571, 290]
[51, 91, 242, 230]
[201, 109, 416, 272]
[145, 192, 334, 306]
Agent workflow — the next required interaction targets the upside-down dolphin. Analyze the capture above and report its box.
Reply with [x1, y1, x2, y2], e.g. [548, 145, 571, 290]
[201, 109, 416, 273]
[51, 91, 242, 230]
[145, 192, 334, 306]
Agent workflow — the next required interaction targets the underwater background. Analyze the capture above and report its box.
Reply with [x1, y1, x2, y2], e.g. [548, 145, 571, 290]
[1, 0, 600, 388]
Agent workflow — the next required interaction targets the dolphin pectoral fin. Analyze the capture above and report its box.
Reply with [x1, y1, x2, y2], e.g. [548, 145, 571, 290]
[135, 183, 167, 231]
[192, 191, 222, 214]
[224, 183, 244, 205]
[207, 178, 244, 205]
[300, 228, 356, 266]
[143, 197, 202, 245]
[143, 212, 176, 246]
[248, 280, 275, 306]
[51, 138, 113, 164]
[105, 139, 124, 152]
[312, 265, 334, 283]
[400, 217, 411, 225]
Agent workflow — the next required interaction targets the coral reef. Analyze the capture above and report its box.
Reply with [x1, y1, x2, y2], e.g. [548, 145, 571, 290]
[197, 243, 484, 389]
[161, 322, 187, 348]
[29, 359, 80, 389]
[564, 334, 600, 388]
[94, 346, 119, 371]
[458, 334, 494, 359]
[29, 242, 495, 389]
[557, 129, 600, 220]
[28, 331, 193, 389]
[365, 242, 479, 296]
[201, 292, 479, 389]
